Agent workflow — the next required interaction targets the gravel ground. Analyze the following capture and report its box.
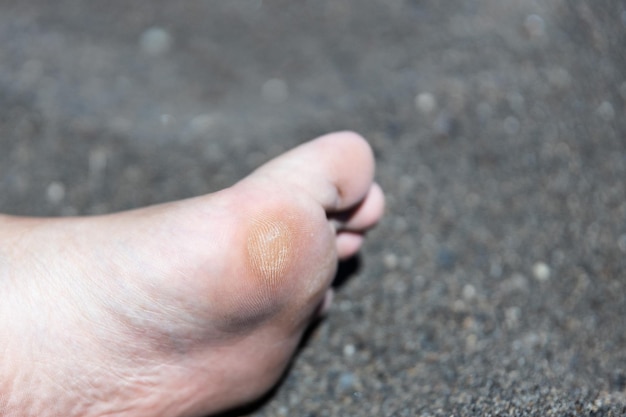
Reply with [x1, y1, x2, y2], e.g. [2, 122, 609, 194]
[1, 1, 626, 416]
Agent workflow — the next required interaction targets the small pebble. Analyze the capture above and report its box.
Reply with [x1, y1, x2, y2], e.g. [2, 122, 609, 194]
[415, 92, 437, 114]
[506, 92, 525, 113]
[463, 316, 476, 330]
[339, 300, 353, 311]
[393, 281, 408, 294]
[398, 175, 415, 193]
[89, 148, 108, 175]
[337, 372, 356, 391]
[490, 262, 503, 278]
[190, 114, 217, 135]
[261, 78, 289, 104]
[505, 306, 521, 328]
[436, 247, 456, 270]
[414, 275, 426, 287]
[139, 27, 173, 56]
[343, 344, 356, 357]
[547, 67, 571, 90]
[532, 262, 551, 281]
[453, 299, 467, 312]
[524, 14, 546, 38]
[617, 234, 626, 252]
[462, 284, 476, 301]
[503, 116, 520, 135]
[596, 101, 615, 121]
[46, 181, 66, 204]
[466, 333, 478, 350]
[393, 216, 409, 233]
[160, 114, 174, 127]
[503, 273, 529, 293]
[384, 253, 399, 270]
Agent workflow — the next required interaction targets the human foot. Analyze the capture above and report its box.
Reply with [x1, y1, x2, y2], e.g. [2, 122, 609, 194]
[0, 132, 384, 417]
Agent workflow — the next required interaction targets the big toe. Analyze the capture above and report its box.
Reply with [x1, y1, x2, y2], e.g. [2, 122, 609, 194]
[250, 131, 378, 213]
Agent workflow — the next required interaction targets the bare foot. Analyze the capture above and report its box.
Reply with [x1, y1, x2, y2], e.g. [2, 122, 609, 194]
[0, 132, 384, 417]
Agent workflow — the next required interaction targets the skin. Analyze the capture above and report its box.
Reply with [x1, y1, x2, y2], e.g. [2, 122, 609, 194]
[0, 131, 385, 417]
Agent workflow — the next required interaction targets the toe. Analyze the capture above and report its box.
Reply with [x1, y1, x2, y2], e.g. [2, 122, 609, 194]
[336, 232, 365, 260]
[330, 182, 385, 233]
[250, 131, 376, 213]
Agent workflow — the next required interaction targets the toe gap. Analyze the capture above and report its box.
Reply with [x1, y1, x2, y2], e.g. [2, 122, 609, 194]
[331, 255, 361, 289]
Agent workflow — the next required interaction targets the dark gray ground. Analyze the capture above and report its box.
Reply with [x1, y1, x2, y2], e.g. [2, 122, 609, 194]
[1, 1, 626, 416]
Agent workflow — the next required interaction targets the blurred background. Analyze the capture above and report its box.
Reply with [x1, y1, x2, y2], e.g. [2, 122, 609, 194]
[1, 1, 625, 415]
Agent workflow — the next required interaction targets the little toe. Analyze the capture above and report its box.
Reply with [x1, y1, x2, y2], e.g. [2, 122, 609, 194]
[336, 232, 366, 260]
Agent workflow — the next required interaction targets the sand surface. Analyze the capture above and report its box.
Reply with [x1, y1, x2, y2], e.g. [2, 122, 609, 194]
[1, 1, 625, 415]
